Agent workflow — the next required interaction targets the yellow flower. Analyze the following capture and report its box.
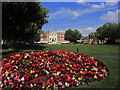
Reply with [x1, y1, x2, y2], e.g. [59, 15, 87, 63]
[78, 57, 81, 60]
[5, 71, 9, 74]
[40, 63, 43, 66]
[65, 63, 68, 66]
[5, 71, 9, 76]
[85, 69, 87, 71]
[30, 70, 35, 73]
[42, 86, 45, 88]
[48, 85, 51, 87]
[91, 57, 94, 59]
[69, 65, 72, 67]
[0, 84, 3, 87]
[74, 71, 76, 73]
[35, 74, 38, 77]
[30, 61, 32, 63]
[16, 54, 20, 56]
[16, 66, 18, 69]
[70, 70, 73, 73]
[80, 71, 83, 74]
[75, 79, 78, 82]
[94, 75, 97, 79]
[78, 77, 82, 80]
[91, 67, 98, 71]
[66, 68, 70, 70]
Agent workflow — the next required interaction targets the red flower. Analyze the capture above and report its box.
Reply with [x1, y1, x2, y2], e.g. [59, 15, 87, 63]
[49, 71, 53, 74]
[46, 74, 50, 77]
[50, 78, 55, 83]
[88, 71, 93, 75]
[84, 76, 89, 79]
[39, 72, 43, 75]
[23, 75, 29, 80]
[35, 70, 39, 73]
[26, 85, 31, 88]
[56, 64, 60, 68]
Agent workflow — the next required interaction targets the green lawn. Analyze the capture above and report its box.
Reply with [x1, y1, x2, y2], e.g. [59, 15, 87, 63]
[43, 44, 119, 55]
[1, 44, 119, 88]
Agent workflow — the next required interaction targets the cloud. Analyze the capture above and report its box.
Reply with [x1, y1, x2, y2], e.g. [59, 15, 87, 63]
[67, 10, 81, 19]
[75, 27, 97, 36]
[100, 10, 118, 21]
[49, 8, 73, 19]
[91, 3, 105, 8]
[76, 0, 89, 5]
[84, 27, 96, 31]
[76, 0, 118, 9]
[50, 8, 100, 20]
[49, 3, 117, 20]
[49, 8, 80, 19]
[106, 0, 118, 6]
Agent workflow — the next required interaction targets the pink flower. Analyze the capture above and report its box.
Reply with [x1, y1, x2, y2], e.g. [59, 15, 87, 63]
[58, 82, 63, 85]
[17, 78, 21, 82]
[62, 85, 65, 88]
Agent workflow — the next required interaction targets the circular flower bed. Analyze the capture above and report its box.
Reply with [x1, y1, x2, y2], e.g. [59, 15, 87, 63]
[0, 50, 109, 89]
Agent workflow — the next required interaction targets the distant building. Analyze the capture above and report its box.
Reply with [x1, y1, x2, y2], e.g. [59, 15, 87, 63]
[39, 31, 69, 44]
[77, 36, 104, 44]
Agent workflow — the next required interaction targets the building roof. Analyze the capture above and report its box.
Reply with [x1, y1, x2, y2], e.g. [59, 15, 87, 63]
[81, 36, 90, 40]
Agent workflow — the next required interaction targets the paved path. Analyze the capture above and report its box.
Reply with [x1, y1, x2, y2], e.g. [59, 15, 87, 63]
[93, 55, 120, 59]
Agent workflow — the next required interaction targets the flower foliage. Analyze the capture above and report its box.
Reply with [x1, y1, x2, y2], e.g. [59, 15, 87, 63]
[0, 50, 109, 89]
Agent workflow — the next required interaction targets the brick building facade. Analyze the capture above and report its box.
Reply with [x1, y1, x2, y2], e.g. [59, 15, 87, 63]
[40, 31, 69, 44]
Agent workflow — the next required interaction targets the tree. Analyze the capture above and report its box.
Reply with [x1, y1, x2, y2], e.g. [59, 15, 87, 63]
[89, 32, 97, 39]
[96, 23, 119, 44]
[2, 2, 49, 44]
[65, 29, 81, 43]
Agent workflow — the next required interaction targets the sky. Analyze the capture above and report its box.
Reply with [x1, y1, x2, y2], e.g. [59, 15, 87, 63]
[41, 0, 119, 36]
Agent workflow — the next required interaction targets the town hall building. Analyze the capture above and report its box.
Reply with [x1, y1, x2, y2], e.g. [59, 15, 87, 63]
[39, 31, 69, 44]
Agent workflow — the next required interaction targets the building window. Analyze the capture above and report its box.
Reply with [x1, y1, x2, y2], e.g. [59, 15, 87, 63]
[50, 38, 51, 40]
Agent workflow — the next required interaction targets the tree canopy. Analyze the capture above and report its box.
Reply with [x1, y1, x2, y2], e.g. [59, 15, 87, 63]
[88, 23, 119, 44]
[2, 2, 49, 44]
[89, 32, 97, 39]
[65, 29, 81, 43]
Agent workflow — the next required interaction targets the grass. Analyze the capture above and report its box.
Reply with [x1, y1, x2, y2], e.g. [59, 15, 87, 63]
[1, 44, 119, 88]
[43, 44, 119, 55]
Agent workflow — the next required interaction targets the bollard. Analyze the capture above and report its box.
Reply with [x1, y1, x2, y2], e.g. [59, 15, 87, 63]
[77, 48, 78, 52]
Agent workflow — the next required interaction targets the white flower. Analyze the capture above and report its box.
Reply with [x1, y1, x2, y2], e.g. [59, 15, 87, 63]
[30, 84, 33, 87]
[11, 74, 14, 77]
[34, 84, 36, 86]
[65, 82, 69, 87]
[7, 77, 10, 80]
[12, 60, 14, 62]
[46, 70, 49, 74]
[24, 55, 27, 58]
[21, 77, 24, 81]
